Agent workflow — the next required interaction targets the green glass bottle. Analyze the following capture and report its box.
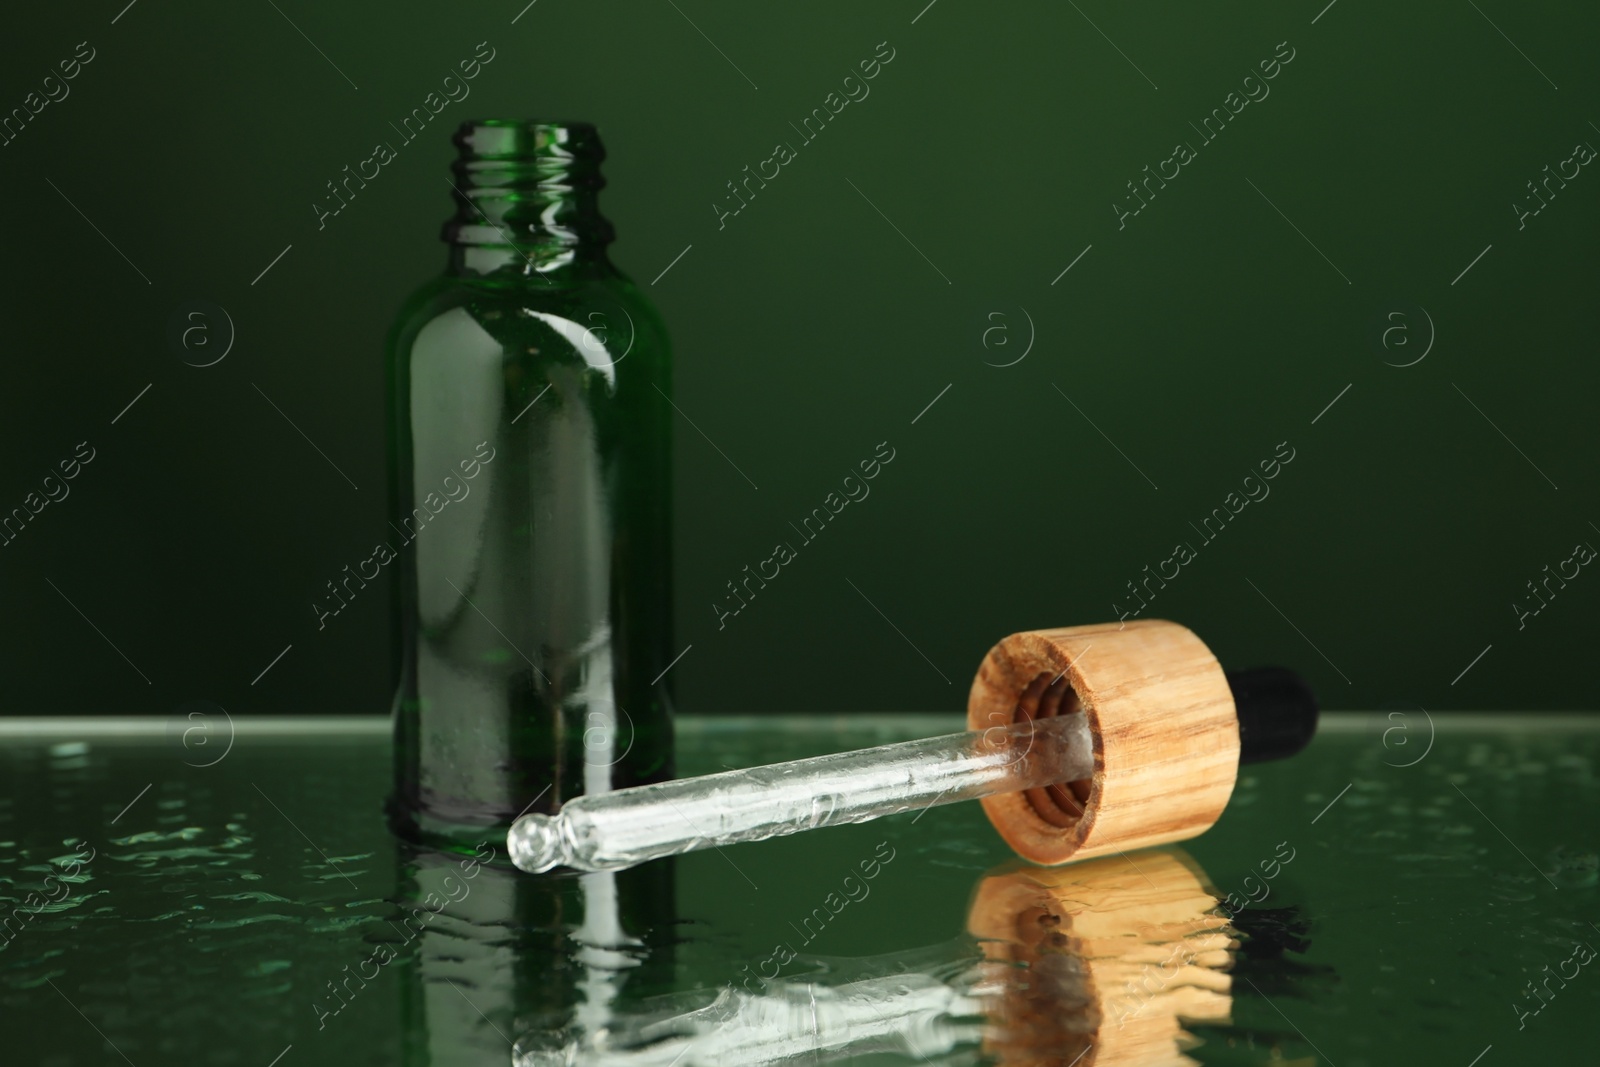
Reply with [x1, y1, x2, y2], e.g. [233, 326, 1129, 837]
[386, 120, 673, 848]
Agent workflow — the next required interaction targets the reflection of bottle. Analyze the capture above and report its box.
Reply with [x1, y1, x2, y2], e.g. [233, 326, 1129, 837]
[387, 121, 674, 846]
[391, 842, 675, 1067]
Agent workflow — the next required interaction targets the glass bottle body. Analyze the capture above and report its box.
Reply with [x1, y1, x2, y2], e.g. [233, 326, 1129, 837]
[387, 124, 673, 846]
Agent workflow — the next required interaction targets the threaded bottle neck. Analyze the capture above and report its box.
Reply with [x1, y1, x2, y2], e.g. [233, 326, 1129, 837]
[443, 120, 613, 278]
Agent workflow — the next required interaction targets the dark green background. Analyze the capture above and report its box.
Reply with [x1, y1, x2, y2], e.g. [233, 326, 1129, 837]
[1, 1, 1595, 716]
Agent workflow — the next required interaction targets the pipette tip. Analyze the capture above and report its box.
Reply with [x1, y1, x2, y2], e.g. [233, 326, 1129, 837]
[508, 813, 571, 874]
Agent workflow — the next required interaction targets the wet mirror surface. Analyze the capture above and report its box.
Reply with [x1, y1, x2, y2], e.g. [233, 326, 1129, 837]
[2, 714, 1595, 1066]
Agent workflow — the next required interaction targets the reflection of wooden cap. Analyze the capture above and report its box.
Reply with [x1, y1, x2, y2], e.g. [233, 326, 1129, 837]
[967, 851, 1235, 1067]
[966, 620, 1239, 865]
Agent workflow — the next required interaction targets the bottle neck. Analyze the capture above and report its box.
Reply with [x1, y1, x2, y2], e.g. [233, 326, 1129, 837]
[445, 242, 610, 281]
[442, 121, 614, 282]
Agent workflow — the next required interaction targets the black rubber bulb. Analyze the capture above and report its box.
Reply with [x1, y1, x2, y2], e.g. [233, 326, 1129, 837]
[1226, 667, 1320, 764]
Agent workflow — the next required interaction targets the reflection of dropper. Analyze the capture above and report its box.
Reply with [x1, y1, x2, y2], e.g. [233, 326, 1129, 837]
[516, 965, 988, 1067]
[510, 620, 1318, 876]
[513, 849, 1242, 1067]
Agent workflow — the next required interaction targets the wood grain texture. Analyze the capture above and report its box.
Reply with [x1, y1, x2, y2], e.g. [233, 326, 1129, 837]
[966, 850, 1235, 1067]
[965, 619, 1239, 865]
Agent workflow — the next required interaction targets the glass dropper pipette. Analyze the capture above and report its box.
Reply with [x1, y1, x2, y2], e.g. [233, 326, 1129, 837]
[507, 655, 1319, 875]
[509, 678, 1092, 874]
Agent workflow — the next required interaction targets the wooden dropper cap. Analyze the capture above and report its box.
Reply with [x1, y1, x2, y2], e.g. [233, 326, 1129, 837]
[966, 619, 1316, 865]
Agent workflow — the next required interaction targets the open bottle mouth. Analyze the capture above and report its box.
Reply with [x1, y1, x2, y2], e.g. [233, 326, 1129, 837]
[443, 120, 614, 252]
